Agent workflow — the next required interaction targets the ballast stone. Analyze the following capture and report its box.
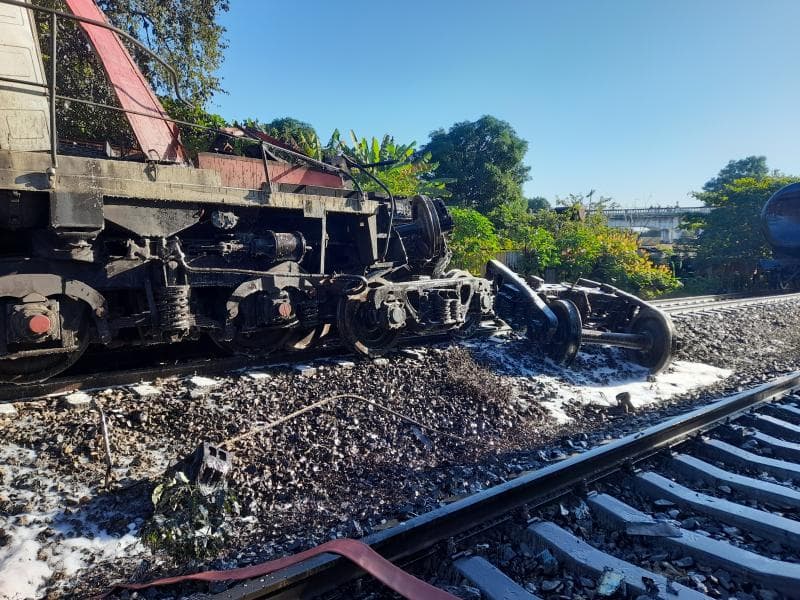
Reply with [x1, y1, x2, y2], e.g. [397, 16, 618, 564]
[0, 403, 17, 417]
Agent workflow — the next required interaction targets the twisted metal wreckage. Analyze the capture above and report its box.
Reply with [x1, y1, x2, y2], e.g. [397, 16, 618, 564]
[0, 0, 674, 384]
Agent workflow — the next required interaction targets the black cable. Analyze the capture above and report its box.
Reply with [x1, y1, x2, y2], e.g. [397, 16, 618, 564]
[341, 155, 396, 261]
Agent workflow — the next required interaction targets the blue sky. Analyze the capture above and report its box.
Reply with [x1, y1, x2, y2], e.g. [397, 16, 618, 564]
[211, 1, 800, 207]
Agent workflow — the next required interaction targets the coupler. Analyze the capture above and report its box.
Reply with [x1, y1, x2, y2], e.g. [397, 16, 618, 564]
[485, 261, 675, 373]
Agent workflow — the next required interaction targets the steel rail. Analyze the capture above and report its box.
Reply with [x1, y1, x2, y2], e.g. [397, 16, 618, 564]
[662, 291, 800, 315]
[0, 324, 507, 404]
[650, 292, 754, 307]
[213, 371, 800, 600]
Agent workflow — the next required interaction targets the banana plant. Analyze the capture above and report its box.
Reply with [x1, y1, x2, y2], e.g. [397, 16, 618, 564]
[328, 129, 450, 197]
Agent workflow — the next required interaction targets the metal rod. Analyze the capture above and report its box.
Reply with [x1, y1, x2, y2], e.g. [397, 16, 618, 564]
[580, 328, 650, 350]
[49, 11, 57, 169]
[47, 94, 344, 176]
[486, 259, 558, 338]
[0, 75, 47, 89]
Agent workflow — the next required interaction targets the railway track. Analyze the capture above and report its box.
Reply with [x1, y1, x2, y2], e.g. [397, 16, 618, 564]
[650, 292, 752, 309]
[655, 290, 800, 315]
[198, 372, 800, 600]
[0, 322, 508, 404]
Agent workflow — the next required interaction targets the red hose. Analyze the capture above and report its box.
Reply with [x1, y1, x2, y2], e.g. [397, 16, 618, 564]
[101, 538, 458, 600]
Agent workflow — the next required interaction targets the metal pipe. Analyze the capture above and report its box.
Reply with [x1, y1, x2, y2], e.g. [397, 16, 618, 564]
[576, 277, 648, 309]
[580, 329, 650, 350]
[0, 75, 47, 89]
[486, 259, 558, 338]
[49, 11, 57, 169]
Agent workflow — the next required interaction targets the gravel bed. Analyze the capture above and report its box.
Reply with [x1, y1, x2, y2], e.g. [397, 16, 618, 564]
[1, 300, 800, 598]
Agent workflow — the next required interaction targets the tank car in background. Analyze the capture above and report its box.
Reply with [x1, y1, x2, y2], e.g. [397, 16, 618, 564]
[0, 0, 674, 384]
[759, 182, 800, 289]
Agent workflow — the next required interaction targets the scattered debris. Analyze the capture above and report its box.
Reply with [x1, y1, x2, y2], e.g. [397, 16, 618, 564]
[410, 426, 434, 451]
[176, 443, 233, 492]
[673, 556, 694, 568]
[536, 548, 559, 575]
[597, 568, 624, 597]
[616, 391, 635, 413]
[0, 403, 17, 417]
[3, 301, 800, 597]
[97, 403, 114, 489]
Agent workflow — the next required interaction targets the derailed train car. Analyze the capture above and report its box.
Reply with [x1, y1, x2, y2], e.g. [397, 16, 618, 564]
[0, 0, 674, 383]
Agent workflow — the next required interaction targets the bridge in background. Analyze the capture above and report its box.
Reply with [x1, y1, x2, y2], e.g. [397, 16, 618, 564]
[602, 206, 712, 243]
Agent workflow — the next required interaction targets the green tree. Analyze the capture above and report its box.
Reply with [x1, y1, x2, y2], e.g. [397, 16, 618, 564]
[424, 116, 530, 214]
[683, 156, 771, 236]
[260, 118, 318, 149]
[684, 158, 799, 289]
[448, 208, 503, 274]
[333, 130, 448, 197]
[694, 176, 800, 277]
[701, 156, 768, 196]
[489, 196, 679, 297]
[160, 97, 227, 158]
[527, 196, 550, 212]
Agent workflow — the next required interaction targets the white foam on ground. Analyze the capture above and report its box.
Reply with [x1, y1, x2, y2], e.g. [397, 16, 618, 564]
[531, 359, 732, 423]
[0, 444, 145, 599]
[471, 339, 732, 423]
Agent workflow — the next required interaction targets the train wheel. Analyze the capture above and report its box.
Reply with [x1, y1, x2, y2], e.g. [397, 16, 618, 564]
[626, 309, 675, 374]
[285, 323, 331, 351]
[540, 299, 582, 365]
[337, 282, 400, 357]
[0, 297, 90, 384]
[210, 328, 293, 356]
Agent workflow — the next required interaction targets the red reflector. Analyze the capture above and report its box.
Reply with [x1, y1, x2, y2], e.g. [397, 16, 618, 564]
[28, 314, 51, 334]
[278, 302, 293, 318]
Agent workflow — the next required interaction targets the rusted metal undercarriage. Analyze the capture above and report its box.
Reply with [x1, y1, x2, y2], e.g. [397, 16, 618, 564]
[0, 0, 674, 383]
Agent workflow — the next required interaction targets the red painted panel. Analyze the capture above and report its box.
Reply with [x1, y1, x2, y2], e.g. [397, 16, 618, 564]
[64, 0, 186, 163]
[197, 153, 345, 190]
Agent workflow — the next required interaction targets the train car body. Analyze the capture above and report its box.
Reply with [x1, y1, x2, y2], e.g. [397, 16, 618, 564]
[760, 182, 800, 288]
[0, 0, 674, 383]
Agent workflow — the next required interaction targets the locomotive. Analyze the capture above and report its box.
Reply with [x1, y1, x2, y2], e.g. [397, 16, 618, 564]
[759, 182, 800, 289]
[0, 0, 674, 384]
